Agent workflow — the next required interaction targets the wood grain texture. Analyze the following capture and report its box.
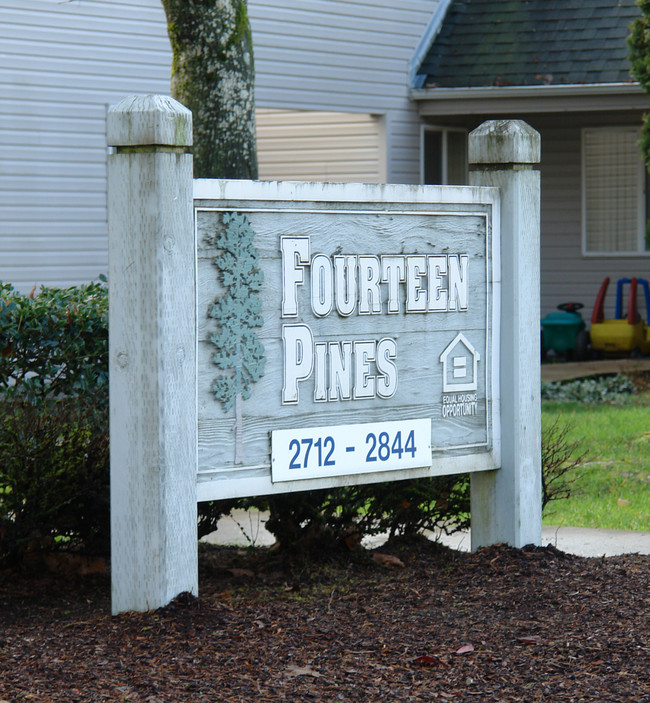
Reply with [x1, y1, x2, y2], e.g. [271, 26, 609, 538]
[107, 94, 192, 147]
[194, 184, 500, 498]
[108, 96, 197, 614]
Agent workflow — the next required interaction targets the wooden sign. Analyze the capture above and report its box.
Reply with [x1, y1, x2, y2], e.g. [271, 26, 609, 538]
[194, 180, 500, 501]
[108, 97, 539, 613]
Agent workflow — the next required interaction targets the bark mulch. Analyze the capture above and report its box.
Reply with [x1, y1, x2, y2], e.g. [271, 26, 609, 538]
[0, 539, 648, 702]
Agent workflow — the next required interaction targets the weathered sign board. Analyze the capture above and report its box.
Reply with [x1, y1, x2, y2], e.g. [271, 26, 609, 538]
[107, 95, 540, 614]
[194, 180, 500, 501]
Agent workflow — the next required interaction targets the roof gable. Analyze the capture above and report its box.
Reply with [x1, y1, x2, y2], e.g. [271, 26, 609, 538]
[416, 0, 641, 89]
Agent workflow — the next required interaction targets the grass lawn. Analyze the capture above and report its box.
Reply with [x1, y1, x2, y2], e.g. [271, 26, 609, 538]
[541, 390, 650, 531]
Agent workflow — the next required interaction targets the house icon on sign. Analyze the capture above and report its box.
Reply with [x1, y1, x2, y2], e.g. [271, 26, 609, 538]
[439, 333, 480, 393]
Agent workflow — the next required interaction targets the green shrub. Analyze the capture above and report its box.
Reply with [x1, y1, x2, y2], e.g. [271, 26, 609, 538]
[0, 281, 109, 563]
[541, 374, 636, 404]
[0, 280, 108, 403]
[0, 278, 588, 563]
[354, 475, 470, 540]
[205, 475, 472, 554]
[0, 400, 110, 561]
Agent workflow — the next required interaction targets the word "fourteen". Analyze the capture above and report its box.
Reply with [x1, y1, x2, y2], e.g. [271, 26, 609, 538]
[281, 236, 469, 318]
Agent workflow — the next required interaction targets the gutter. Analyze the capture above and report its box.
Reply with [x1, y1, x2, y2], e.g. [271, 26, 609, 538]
[410, 82, 644, 101]
[409, 82, 648, 116]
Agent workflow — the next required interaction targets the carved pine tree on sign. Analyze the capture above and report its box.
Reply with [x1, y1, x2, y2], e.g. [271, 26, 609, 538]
[209, 212, 266, 464]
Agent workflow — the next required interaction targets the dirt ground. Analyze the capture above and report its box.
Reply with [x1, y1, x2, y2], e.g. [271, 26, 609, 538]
[1, 539, 648, 702]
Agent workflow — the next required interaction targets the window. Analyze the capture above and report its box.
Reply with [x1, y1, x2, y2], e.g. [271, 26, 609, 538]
[582, 127, 650, 255]
[421, 127, 467, 185]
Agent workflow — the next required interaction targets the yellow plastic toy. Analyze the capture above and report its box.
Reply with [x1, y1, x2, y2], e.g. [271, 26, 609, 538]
[590, 277, 650, 357]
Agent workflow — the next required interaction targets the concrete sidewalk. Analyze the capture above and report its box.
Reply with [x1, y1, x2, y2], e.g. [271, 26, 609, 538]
[203, 510, 650, 558]
[438, 525, 650, 558]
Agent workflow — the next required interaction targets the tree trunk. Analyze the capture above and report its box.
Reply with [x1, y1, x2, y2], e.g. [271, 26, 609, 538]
[161, 0, 258, 179]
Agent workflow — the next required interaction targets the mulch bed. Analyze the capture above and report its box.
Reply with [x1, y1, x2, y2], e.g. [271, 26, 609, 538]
[1, 539, 649, 702]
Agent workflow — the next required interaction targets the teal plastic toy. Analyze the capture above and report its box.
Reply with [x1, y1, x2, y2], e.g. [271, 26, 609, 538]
[541, 302, 589, 360]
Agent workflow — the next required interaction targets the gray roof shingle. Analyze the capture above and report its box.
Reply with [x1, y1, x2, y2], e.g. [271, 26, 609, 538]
[416, 0, 641, 88]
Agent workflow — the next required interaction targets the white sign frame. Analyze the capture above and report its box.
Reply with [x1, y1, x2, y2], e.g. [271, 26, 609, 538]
[194, 180, 501, 501]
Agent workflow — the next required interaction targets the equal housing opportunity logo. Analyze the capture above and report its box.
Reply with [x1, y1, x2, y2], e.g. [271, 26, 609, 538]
[439, 333, 480, 418]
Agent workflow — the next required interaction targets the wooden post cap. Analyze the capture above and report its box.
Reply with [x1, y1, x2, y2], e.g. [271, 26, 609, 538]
[107, 94, 192, 148]
[469, 119, 540, 166]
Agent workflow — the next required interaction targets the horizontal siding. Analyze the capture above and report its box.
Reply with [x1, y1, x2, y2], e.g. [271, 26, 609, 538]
[1, 28, 168, 58]
[0, 49, 169, 81]
[0, 0, 171, 290]
[2, 132, 105, 151]
[2, 205, 106, 221]
[2, 231, 106, 247]
[252, 0, 433, 24]
[0, 0, 436, 289]
[0, 176, 104, 192]
[0, 1, 168, 30]
[257, 109, 385, 182]
[1, 114, 105, 134]
[249, 0, 438, 184]
[0, 69, 169, 95]
[0, 160, 106, 180]
[6, 222, 107, 237]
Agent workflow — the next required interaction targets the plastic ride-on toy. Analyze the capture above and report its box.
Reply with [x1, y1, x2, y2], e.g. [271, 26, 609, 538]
[540, 302, 589, 360]
[590, 277, 650, 357]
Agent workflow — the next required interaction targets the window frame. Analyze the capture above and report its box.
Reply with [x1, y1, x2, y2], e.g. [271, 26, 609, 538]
[420, 125, 468, 186]
[581, 125, 649, 257]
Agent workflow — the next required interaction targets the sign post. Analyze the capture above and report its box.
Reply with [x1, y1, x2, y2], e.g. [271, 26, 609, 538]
[469, 120, 542, 549]
[107, 96, 198, 614]
[107, 96, 541, 615]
